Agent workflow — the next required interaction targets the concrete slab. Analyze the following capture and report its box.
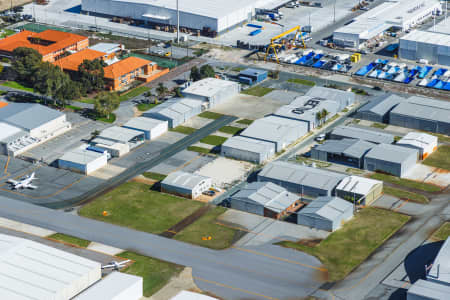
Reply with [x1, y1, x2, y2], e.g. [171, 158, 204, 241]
[149, 150, 201, 175]
[90, 164, 126, 180]
[372, 195, 425, 216]
[404, 164, 450, 188]
[0, 217, 56, 237]
[211, 94, 284, 119]
[87, 241, 124, 256]
[263, 90, 302, 104]
[192, 142, 215, 149]
[184, 116, 214, 129]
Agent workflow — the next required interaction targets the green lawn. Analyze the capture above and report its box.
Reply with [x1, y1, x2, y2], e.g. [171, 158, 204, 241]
[287, 78, 316, 86]
[241, 86, 274, 97]
[1, 81, 34, 93]
[137, 102, 159, 111]
[1, 29, 16, 38]
[198, 111, 224, 120]
[142, 172, 167, 181]
[423, 146, 450, 171]
[236, 119, 254, 125]
[79, 182, 205, 234]
[218, 126, 243, 135]
[351, 88, 369, 95]
[231, 66, 246, 72]
[383, 186, 429, 204]
[48, 233, 91, 248]
[170, 126, 197, 135]
[370, 173, 441, 192]
[278, 208, 410, 281]
[119, 86, 150, 102]
[175, 207, 237, 250]
[187, 146, 212, 154]
[96, 113, 116, 123]
[77, 98, 96, 104]
[120, 251, 183, 297]
[200, 135, 228, 146]
[431, 222, 450, 241]
[345, 168, 365, 175]
[66, 105, 83, 112]
[371, 122, 388, 129]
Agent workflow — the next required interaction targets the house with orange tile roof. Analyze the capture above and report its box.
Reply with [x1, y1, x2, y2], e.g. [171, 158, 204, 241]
[103, 56, 169, 91]
[0, 29, 89, 62]
[53, 48, 107, 74]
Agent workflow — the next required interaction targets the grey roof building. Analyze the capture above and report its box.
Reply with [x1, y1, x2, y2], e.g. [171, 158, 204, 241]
[364, 143, 418, 177]
[389, 96, 450, 135]
[297, 196, 354, 231]
[220, 136, 276, 164]
[306, 86, 356, 110]
[311, 138, 375, 168]
[240, 116, 308, 152]
[330, 125, 395, 144]
[142, 97, 203, 128]
[161, 171, 212, 199]
[122, 117, 168, 140]
[182, 78, 240, 107]
[258, 161, 347, 197]
[355, 94, 404, 123]
[229, 182, 300, 218]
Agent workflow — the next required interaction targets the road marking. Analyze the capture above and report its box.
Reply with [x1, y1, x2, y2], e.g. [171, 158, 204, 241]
[193, 276, 279, 300]
[167, 230, 177, 234]
[231, 246, 327, 272]
[4, 156, 10, 174]
[394, 199, 409, 212]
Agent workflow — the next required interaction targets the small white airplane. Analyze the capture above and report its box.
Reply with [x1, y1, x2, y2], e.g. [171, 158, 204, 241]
[7, 172, 38, 190]
[101, 260, 131, 270]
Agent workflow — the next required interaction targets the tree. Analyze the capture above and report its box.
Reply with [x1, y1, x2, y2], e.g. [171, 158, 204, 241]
[199, 64, 215, 79]
[77, 58, 105, 93]
[190, 66, 201, 81]
[11, 47, 42, 83]
[321, 109, 328, 124]
[174, 87, 183, 98]
[156, 83, 168, 99]
[315, 111, 322, 126]
[94, 91, 120, 119]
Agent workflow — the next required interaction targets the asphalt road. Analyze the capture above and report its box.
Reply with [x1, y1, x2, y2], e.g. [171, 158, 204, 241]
[0, 195, 326, 300]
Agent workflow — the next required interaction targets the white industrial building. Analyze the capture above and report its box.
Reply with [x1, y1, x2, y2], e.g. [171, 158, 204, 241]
[400, 29, 450, 66]
[426, 237, 450, 286]
[161, 171, 212, 199]
[58, 144, 108, 175]
[240, 115, 308, 152]
[122, 117, 168, 140]
[0, 233, 101, 300]
[81, 0, 289, 35]
[182, 78, 240, 108]
[143, 97, 203, 128]
[396, 132, 438, 160]
[330, 125, 395, 144]
[91, 126, 145, 157]
[75, 272, 143, 300]
[297, 196, 354, 232]
[220, 135, 276, 164]
[335, 175, 383, 206]
[305, 86, 356, 110]
[333, 0, 442, 49]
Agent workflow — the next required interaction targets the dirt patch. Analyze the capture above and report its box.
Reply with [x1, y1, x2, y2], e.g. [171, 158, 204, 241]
[0, 0, 31, 12]
[160, 205, 212, 238]
[297, 238, 322, 247]
[131, 175, 157, 186]
[147, 267, 201, 300]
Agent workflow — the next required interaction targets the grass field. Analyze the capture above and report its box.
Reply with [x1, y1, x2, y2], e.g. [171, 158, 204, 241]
[77, 98, 96, 104]
[79, 182, 204, 234]
[120, 251, 183, 297]
[236, 119, 254, 125]
[175, 207, 237, 250]
[66, 105, 83, 112]
[423, 146, 450, 170]
[198, 111, 224, 120]
[345, 168, 365, 175]
[187, 146, 212, 154]
[142, 172, 167, 181]
[48, 233, 91, 248]
[119, 86, 150, 102]
[231, 66, 246, 72]
[371, 122, 388, 129]
[96, 113, 116, 123]
[200, 135, 228, 146]
[218, 126, 243, 135]
[170, 126, 197, 135]
[370, 173, 441, 192]
[137, 102, 158, 111]
[1, 81, 34, 92]
[287, 78, 316, 86]
[431, 222, 450, 241]
[383, 186, 429, 204]
[278, 208, 410, 281]
[241, 86, 274, 97]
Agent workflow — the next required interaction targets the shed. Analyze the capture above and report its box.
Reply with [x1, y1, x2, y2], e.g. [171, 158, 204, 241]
[182, 78, 240, 107]
[407, 279, 450, 300]
[122, 117, 168, 140]
[306, 86, 356, 110]
[142, 97, 203, 128]
[396, 132, 438, 160]
[0, 233, 101, 300]
[311, 138, 375, 168]
[58, 144, 108, 175]
[238, 68, 268, 85]
[74, 272, 142, 300]
[330, 125, 395, 144]
[335, 175, 383, 206]
[355, 94, 404, 123]
[95, 126, 145, 149]
[220, 135, 276, 164]
[364, 143, 418, 177]
[240, 116, 308, 152]
[161, 171, 212, 199]
[257, 161, 347, 197]
[229, 182, 300, 219]
[297, 196, 353, 231]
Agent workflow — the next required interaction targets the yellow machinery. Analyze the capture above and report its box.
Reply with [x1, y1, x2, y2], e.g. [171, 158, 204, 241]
[264, 25, 306, 63]
[351, 53, 361, 63]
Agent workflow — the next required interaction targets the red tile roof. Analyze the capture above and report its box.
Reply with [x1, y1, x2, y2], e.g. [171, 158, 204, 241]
[103, 57, 152, 79]
[53, 49, 106, 71]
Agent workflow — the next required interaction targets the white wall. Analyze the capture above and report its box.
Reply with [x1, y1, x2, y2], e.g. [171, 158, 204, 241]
[192, 178, 212, 198]
[29, 115, 69, 139]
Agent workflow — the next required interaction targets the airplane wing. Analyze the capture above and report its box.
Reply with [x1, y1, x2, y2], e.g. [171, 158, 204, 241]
[101, 264, 116, 269]
[119, 259, 131, 265]
[27, 185, 38, 190]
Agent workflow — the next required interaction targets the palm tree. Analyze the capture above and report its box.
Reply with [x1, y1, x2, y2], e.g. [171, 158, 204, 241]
[156, 83, 168, 99]
[315, 111, 322, 127]
[321, 109, 328, 124]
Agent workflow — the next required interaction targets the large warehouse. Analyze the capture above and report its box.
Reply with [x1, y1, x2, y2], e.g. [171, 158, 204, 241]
[122, 117, 168, 140]
[297, 196, 354, 232]
[81, 0, 287, 35]
[396, 132, 438, 160]
[91, 126, 145, 157]
[389, 96, 450, 135]
[364, 143, 418, 177]
[258, 161, 347, 197]
[229, 182, 300, 219]
[182, 78, 240, 108]
[161, 171, 212, 199]
[305, 86, 356, 109]
[330, 125, 395, 144]
[58, 144, 108, 175]
[355, 94, 404, 124]
[335, 175, 383, 206]
[143, 97, 203, 128]
[220, 136, 276, 164]
[333, 0, 442, 49]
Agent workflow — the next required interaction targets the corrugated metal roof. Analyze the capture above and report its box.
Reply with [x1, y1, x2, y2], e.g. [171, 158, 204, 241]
[182, 78, 239, 98]
[0, 122, 26, 143]
[365, 143, 418, 163]
[0, 103, 64, 131]
[240, 116, 306, 143]
[298, 196, 353, 222]
[305, 86, 355, 110]
[358, 94, 404, 116]
[427, 238, 450, 285]
[144, 97, 203, 120]
[402, 29, 450, 47]
[231, 182, 299, 213]
[331, 125, 394, 144]
[239, 68, 267, 77]
[59, 144, 106, 164]
[336, 175, 382, 195]
[98, 126, 143, 143]
[314, 138, 375, 159]
[162, 171, 210, 190]
[408, 279, 450, 300]
[221, 136, 275, 154]
[123, 117, 167, 131]
[89, 42, 122, 53]
[397, 132, 438, 150]
[391, 97, 450, 124]
[258, 161, 346, 192]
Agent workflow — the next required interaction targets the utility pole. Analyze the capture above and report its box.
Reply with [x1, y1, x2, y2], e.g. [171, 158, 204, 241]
[176, 0, 180, 44]
[333, 0, 336, 23]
